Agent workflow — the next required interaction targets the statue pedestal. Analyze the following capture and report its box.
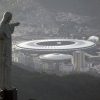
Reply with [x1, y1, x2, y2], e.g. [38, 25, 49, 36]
[0, 88, 17, 100]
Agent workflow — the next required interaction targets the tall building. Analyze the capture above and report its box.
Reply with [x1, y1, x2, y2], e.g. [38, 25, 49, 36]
[72, 50, 86, 72]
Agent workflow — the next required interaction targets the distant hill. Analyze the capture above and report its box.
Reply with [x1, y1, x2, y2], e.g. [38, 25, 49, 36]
[0, 0, 100, 39]
[37, 0, 100, 17]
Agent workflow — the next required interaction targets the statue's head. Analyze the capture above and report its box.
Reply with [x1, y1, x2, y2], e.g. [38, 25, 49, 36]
[2, 12, 12, 24]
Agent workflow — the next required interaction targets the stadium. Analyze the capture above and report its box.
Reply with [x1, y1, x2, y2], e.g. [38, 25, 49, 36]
[17, 39, 95, 53]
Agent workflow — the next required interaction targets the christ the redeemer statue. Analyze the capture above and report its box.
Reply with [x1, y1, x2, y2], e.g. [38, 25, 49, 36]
[0, 12, 20, 89]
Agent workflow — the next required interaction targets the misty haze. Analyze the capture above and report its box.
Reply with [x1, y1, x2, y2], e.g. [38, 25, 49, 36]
[1, 0, 100, 100]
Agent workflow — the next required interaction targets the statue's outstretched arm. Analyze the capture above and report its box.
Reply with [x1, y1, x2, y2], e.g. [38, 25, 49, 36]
[9, 22, 20, 34]
[10, 22, 20, 27]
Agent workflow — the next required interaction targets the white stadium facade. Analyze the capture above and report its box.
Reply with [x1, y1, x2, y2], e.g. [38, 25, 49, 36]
[17, 39, 95, 53]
